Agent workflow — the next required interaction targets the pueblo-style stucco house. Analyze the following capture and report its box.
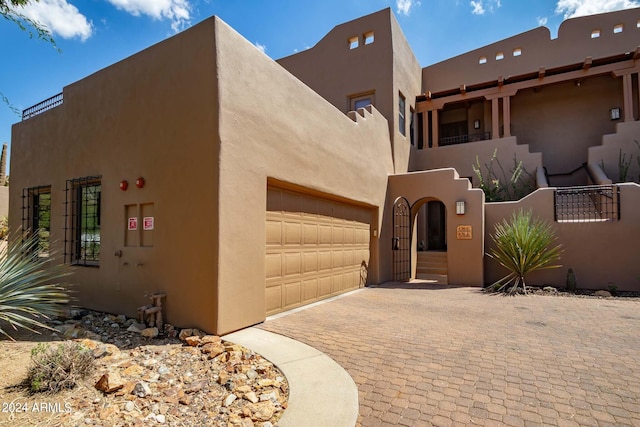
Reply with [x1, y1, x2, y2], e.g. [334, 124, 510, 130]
[10, 8, 640, 335]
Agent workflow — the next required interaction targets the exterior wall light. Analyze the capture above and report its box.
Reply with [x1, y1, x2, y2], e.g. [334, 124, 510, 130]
[120, 180, 128, 191]
[610, 107, 621, 120]
[456, 201, 466, 215]
[474, 120, 481, 129]
[136, 177, 145, 188]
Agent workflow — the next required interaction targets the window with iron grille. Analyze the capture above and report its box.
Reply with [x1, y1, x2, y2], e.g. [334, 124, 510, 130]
[22, 186, 52, 256]
[64, 176, 101, 266]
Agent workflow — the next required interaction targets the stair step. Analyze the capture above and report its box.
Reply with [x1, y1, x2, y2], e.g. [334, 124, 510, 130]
[417, 267, 449, 275]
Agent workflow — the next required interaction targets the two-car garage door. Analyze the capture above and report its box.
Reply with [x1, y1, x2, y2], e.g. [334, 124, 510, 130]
[265, 186, 372, 316]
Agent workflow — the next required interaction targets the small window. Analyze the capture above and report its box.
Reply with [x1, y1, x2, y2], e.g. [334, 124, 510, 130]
[350, 91, 375, 111]
[637, 19, 640, 28]
[513, 48, 522, 57]
[614, 24, 623, 34]
[496, 52, 504, 60]
[364, 31, 374, 45]
[398, 93, 406, 137]
[348, 36, 359, 49]
[22, 186, 52, 257]
[354, 98, 371, 110]
[591, 29, 601, 38]
[479, 56, 487, 64]
[65, 176, 101, 266]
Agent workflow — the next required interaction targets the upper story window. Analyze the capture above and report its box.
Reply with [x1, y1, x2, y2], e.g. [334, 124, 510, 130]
[65, 176, 101, 266]
[350, 91, 375, 111]
[22, 185, 51, 257]
[399, 93, 406, 136]
[613, 24, 623, 34]
[513, 48, 522, 57]
[496, 52, 504, 60]
[591, 29, 601, 38]
[479, 56, 487, 64]
[364, 31, 374, 45]
[348, 36, 359, 49]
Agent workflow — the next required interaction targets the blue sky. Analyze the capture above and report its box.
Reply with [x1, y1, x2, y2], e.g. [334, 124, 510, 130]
[1, 0, 639, 166]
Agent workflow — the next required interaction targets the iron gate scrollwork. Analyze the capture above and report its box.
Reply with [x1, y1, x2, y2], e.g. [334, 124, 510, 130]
[392, 196, 411, 282]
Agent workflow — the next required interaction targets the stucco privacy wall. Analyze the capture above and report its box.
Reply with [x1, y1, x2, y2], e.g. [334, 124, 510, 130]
[589, 121, 640, 183]
[277, 8, 421, 174]
[422, 7, 640, 92]
[214, 18, 394, 334]
[385, 169, 485, 286]
[10, 20, 221, 330]
[410, 136, 542, 183]
[484, 185, 640, 291]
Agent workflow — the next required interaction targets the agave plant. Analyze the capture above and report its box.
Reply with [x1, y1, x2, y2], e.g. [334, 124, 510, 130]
[0, 233, 72, 340]
[486, 209, 562, 295]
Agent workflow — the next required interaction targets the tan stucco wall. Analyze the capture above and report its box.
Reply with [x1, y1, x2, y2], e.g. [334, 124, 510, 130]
[485, 185, 640, 291]
[214, 19, 394, 334]
[0, 186, 8, 219]
[10, 19, 221, 332]
[277, 8, 421, 174]
[589, 120, 640, 183]
[410, 136, 542, 186]
[385, 168, 485, 286]
[511, 76, 623, 182]
[422, 7, 640, 92]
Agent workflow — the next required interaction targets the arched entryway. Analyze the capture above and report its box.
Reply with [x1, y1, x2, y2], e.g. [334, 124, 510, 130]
[413, 198, 448, 280]
[392, 196, 448, 282]
[415, 200, 447, 252]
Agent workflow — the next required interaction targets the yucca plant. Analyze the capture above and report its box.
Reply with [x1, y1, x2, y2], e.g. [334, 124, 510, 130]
[0, 233, 72, 340]
[486, 209, 562, 295]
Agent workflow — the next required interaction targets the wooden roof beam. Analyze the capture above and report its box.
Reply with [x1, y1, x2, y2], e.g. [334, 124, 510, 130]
[583, 56, 592, 70]
[538, 67, 545, 79]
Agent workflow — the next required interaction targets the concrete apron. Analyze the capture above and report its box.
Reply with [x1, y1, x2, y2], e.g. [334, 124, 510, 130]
[223, 328, 359, 427]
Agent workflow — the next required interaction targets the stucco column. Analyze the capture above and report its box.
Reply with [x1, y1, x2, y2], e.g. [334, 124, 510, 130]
[421, 111, 429, 149]
[491, 98, 500, 139]
[431, 109, 439, 147]
[622, 73, 634, 122]
[502, 96, 511, 137]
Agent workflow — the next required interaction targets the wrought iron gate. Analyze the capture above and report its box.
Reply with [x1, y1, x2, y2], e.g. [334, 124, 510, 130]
[392, 196, 411, 282]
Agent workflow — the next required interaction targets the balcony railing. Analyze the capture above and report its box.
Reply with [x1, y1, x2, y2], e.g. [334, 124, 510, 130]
[22, 93, 63, 121]
[439, 131, 491, 146]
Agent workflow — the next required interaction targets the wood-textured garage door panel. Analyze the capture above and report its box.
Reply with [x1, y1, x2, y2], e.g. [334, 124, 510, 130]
[266, 187, 371, 316]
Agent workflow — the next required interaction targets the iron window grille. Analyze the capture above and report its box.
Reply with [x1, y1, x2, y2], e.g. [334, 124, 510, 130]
[21, 185, 52, 256]
[64, 176, 101, 266]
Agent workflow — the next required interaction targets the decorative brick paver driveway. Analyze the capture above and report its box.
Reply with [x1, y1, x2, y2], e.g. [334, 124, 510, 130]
[259, 285, 640, 426]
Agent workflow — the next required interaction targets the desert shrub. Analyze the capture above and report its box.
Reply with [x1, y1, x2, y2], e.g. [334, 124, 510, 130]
[0, 233, 72, 340]
[473, 149, 534, 202]
[27, 341, 94, 393]
[486, 209, 563, 295]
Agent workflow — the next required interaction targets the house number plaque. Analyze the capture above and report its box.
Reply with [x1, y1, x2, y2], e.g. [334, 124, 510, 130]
[456, 225, 472, 240]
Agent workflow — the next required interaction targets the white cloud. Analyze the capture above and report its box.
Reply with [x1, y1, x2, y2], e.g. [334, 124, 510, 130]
[556, 0, 640, 19]
[255, 42, 266, 54]
[470, 1, 485, 14]
[470, 0, 500, 15]
[396, 0, 421, 16]
[537, 16, 548, 26]
[18, 0, 93, 41]
[106, 0, 191, 33]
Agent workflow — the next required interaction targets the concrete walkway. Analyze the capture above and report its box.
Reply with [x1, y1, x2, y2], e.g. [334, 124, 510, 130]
[223, 327, 358, 427]
[258, 284, 640, 426]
